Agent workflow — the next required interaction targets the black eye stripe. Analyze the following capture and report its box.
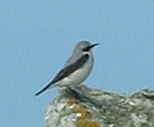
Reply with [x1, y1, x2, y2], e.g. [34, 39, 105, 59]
[82, 46, 90, 51]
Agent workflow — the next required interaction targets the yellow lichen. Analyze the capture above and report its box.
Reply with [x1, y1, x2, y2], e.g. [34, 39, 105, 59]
[73, 105, 100, 127]
[66, 96, 100, 127]
[76, 118, 100, 127]
[73, 105, 90, 118]
[66, 97, 80, 105]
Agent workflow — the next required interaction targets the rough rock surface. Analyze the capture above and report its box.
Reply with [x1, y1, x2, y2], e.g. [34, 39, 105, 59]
[44, 85, 154, 127]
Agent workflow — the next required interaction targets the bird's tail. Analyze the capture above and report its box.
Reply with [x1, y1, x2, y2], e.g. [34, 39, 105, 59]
[35, 83, 52, 96]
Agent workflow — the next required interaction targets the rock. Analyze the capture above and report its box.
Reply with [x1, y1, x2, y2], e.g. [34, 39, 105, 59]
[44, 85, 154, 127]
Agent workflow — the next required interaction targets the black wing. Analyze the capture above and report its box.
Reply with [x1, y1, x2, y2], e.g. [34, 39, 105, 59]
[51, 54, 89, 84]
[35, 54, 89, 96]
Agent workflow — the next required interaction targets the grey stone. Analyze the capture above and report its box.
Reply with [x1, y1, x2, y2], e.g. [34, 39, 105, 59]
[44, 85, 154, 127]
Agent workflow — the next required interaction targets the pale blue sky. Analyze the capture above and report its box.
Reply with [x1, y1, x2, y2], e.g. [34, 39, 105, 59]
[1, 1, 154, 127]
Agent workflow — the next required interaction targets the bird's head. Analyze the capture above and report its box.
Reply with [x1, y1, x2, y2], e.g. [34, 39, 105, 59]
[74, 41, 99, 54]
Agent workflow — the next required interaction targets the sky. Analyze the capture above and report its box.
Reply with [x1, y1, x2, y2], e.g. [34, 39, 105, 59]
[0, 1, 154, 127]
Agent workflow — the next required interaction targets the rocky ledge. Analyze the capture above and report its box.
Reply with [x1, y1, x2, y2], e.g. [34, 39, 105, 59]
[44, 85, 154, 127]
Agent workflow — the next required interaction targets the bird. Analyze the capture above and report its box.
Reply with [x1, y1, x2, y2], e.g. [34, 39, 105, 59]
[35, 41, 99, 96]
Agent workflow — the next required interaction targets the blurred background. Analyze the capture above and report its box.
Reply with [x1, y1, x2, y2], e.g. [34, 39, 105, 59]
[1, 1, 154, 127]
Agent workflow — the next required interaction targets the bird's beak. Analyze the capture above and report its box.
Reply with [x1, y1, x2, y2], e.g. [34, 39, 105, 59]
[89, 43, 99, 49]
